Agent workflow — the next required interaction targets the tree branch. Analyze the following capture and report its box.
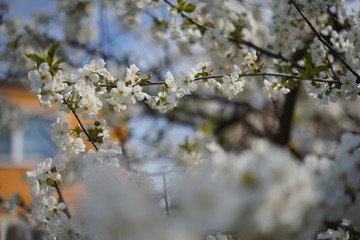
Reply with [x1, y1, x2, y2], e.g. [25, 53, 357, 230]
[163, 0, 303, 69]
[51, 92, 103, 220]
[62, 96, 99, 151]
[162, 174, 170, 215]
[163, 0, 206, 30]
[54, 181, 71, 219]
[290, 0, 360, 82]
[98, 72, 337, 88]
[274, 87, 300, 146]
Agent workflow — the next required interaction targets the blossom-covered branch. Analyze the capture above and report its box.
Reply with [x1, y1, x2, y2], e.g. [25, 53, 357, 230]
[290, 0, 360, 82]
[163, 0, 303, 69]
[100, 72, 339, 88]
[62, 96, 99, 151]
[54, 181, 71, 219]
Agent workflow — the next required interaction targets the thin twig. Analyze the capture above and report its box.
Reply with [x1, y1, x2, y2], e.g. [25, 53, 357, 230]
[54, 181, 71, 219]
[62, 96, 99, 151]
[238, 72, 336, 83]
[164, 0, 205, 30]
[163, 0, 302, 69]
[290, 0, 360, 82]
[326, 55, 337, 80]
[97, 72, 338, 88]
[162, 173, 170, 215]
[51, 87, 108, 221]
[228, 37, 302, 68]
[52, 93, 101, 221]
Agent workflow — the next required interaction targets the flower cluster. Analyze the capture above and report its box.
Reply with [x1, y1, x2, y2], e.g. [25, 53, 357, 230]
[317, 228, 349, 240]
[307, 71, 359, 104]
[305, 133, 360, 225]
[51, 118, 86, 156]
[172, 140, 320, 240]
[263, 78, 290, 99]
[25, 157, 70, 234]
[28, 63, 65, 108]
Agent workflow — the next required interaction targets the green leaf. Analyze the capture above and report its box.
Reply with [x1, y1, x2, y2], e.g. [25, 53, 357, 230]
[312, 65, 328, 75]
[178, 137, 195, 152]
[183, 3, 196, 12]
[274, 64, 283, 73]
[304, 53, 314, 70]
[46, 43, 59, 64]
[46, 179, 55, 187]
[297, 69, 307, 80]
[49, 68, 56, 76]
[71, 126, 82, 137]
[89, 128, 100, 138]
[53, 57, 68, 68]
[200, 123, 214, 134]
[25, 53, 45, 67]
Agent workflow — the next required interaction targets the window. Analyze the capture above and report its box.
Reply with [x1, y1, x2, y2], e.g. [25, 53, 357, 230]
[0, 114, 58, 164]
[0, 131, 11, 157]
[24, 117, 57, 159]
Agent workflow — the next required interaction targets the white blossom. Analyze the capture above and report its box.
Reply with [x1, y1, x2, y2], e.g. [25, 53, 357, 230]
[263, 78, 290, 99]
[317, 229, 349, 240]
[221, 65, 245, 98]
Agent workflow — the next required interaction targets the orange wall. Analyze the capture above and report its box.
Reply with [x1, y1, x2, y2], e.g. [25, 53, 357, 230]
[0, 167, 32, 205]
[0, 85, 56, 113]
[0, 166, 87, 215]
